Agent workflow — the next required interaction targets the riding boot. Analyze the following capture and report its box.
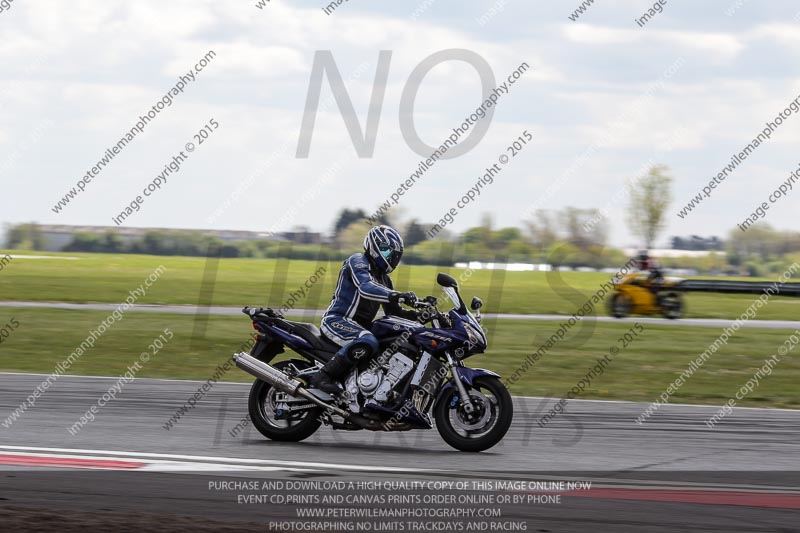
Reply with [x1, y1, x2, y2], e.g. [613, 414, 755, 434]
[309, 355, 352, 394]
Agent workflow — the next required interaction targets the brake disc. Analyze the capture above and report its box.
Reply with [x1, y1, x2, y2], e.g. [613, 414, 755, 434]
[452, 390, 493, 432]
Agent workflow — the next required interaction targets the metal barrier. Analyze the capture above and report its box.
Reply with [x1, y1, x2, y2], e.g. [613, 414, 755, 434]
[677, 280, 800, 296]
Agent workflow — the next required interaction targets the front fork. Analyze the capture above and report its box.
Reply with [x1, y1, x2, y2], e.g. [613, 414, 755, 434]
[445, 352, 475, 414]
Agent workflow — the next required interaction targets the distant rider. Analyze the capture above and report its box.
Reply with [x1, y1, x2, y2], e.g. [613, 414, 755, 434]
[638, 250, 664, 296]
[309, 225, 419, 394]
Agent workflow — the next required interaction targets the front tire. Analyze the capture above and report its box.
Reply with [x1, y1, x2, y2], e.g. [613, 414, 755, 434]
[434, 376, 513, 452]
[660, 292, 684, 319]
[248, 360, 322, 442]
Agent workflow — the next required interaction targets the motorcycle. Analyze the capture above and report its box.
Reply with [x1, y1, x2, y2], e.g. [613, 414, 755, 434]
[609, 272, 685, 319]
[233, 272, 512, 452]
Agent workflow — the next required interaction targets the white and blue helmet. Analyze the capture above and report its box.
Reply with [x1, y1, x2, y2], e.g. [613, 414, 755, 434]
[364, 225, 404, 273]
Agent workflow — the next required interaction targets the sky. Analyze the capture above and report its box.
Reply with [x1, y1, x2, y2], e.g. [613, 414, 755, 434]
[1, 0, 799, 248]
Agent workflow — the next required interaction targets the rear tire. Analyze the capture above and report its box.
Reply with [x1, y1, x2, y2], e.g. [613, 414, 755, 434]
[434, 376, 513, 452]
[248, 360, 322, 442]
[609, 293, 631, 318]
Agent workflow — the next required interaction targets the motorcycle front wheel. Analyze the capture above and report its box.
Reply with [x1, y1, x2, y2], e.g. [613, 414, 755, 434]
[434, 376, 513, 452]
[660, 292, 684, 319]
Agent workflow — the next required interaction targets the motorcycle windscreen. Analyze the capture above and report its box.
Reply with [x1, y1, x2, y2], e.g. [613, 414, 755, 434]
[442, 286, 467, 314]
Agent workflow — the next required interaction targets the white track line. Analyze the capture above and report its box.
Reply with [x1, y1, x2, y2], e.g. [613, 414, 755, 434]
[0, 445, 438, 474]
[2, 446, 799, 493]
[515, 395, 800, 413]
[0, 450, 318, 473]
[0, 371, 248, 385]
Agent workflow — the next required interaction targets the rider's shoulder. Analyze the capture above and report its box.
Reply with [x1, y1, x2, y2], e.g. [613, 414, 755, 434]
[347, 252, 371, 270]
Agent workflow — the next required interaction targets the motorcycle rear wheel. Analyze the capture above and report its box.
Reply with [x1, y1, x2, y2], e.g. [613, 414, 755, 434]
[609, 292, 632, 318]
[248, 360, 322, 442]
[434, 376, 513, 452]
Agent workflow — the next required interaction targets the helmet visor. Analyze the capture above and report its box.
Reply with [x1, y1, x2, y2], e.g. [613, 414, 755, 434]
[378, 242, 402, 270]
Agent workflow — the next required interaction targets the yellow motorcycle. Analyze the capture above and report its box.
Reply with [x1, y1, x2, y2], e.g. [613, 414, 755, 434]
[608, 273, 685, 319]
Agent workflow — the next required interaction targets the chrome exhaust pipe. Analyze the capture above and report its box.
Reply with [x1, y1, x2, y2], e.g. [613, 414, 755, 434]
[234, 352, 304, 396]
[233, 352, 366, 424]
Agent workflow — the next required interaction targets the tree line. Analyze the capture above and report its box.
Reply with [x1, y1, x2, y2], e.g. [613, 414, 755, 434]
[5, 165, 800, 275]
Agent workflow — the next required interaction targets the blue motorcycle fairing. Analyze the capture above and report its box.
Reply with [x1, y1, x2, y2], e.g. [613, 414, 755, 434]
[449, 311, 487, 355]
[412, 328, 460, 353]
[363, 401, 431, 429]
[260, 323, 315, 352]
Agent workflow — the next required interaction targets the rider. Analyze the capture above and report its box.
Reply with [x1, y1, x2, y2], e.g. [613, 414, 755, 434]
[310, 225, 419, 394]
[638, 250, 664, 296]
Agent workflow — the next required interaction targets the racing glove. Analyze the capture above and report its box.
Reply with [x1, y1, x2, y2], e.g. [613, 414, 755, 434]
[389, 291, 417, 306]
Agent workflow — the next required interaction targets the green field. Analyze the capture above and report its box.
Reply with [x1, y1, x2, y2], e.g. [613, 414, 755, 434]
[1, 308, 797, 408]
[2, 251, 797, 409]
[1, 251, 798, 320]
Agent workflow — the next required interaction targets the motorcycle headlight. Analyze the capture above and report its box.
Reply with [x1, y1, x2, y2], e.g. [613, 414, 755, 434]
[464, 323, 482, 346]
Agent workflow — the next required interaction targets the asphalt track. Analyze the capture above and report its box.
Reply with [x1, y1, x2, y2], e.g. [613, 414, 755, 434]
[1, 373, 799, 532]
[3, 301, 800, 329]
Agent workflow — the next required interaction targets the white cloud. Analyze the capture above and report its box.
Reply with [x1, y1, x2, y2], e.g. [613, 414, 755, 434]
[562, 24, 745, 60]
[1, 0, 799, 246]
[748, 23, 800, 46]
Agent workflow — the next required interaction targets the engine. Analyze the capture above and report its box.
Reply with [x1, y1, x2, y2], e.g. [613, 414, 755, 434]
[371, 352, 414, 403]
[344, 352, 415, 413]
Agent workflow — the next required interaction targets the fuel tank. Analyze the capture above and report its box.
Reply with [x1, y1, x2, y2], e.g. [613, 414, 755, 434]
[370, 315, 424, 339]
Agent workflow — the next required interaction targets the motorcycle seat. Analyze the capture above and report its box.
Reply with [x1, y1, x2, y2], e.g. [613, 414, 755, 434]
[284, 321, 340, 355]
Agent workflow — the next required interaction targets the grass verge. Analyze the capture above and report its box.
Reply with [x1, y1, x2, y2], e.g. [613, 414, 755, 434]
[1, 308, 797, 408]
[1, 251, 799, 320]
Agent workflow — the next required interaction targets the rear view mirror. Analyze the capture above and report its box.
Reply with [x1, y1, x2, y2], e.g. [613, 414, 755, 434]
[470, 297, 483, 311]
[437, 273, 458, 288]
